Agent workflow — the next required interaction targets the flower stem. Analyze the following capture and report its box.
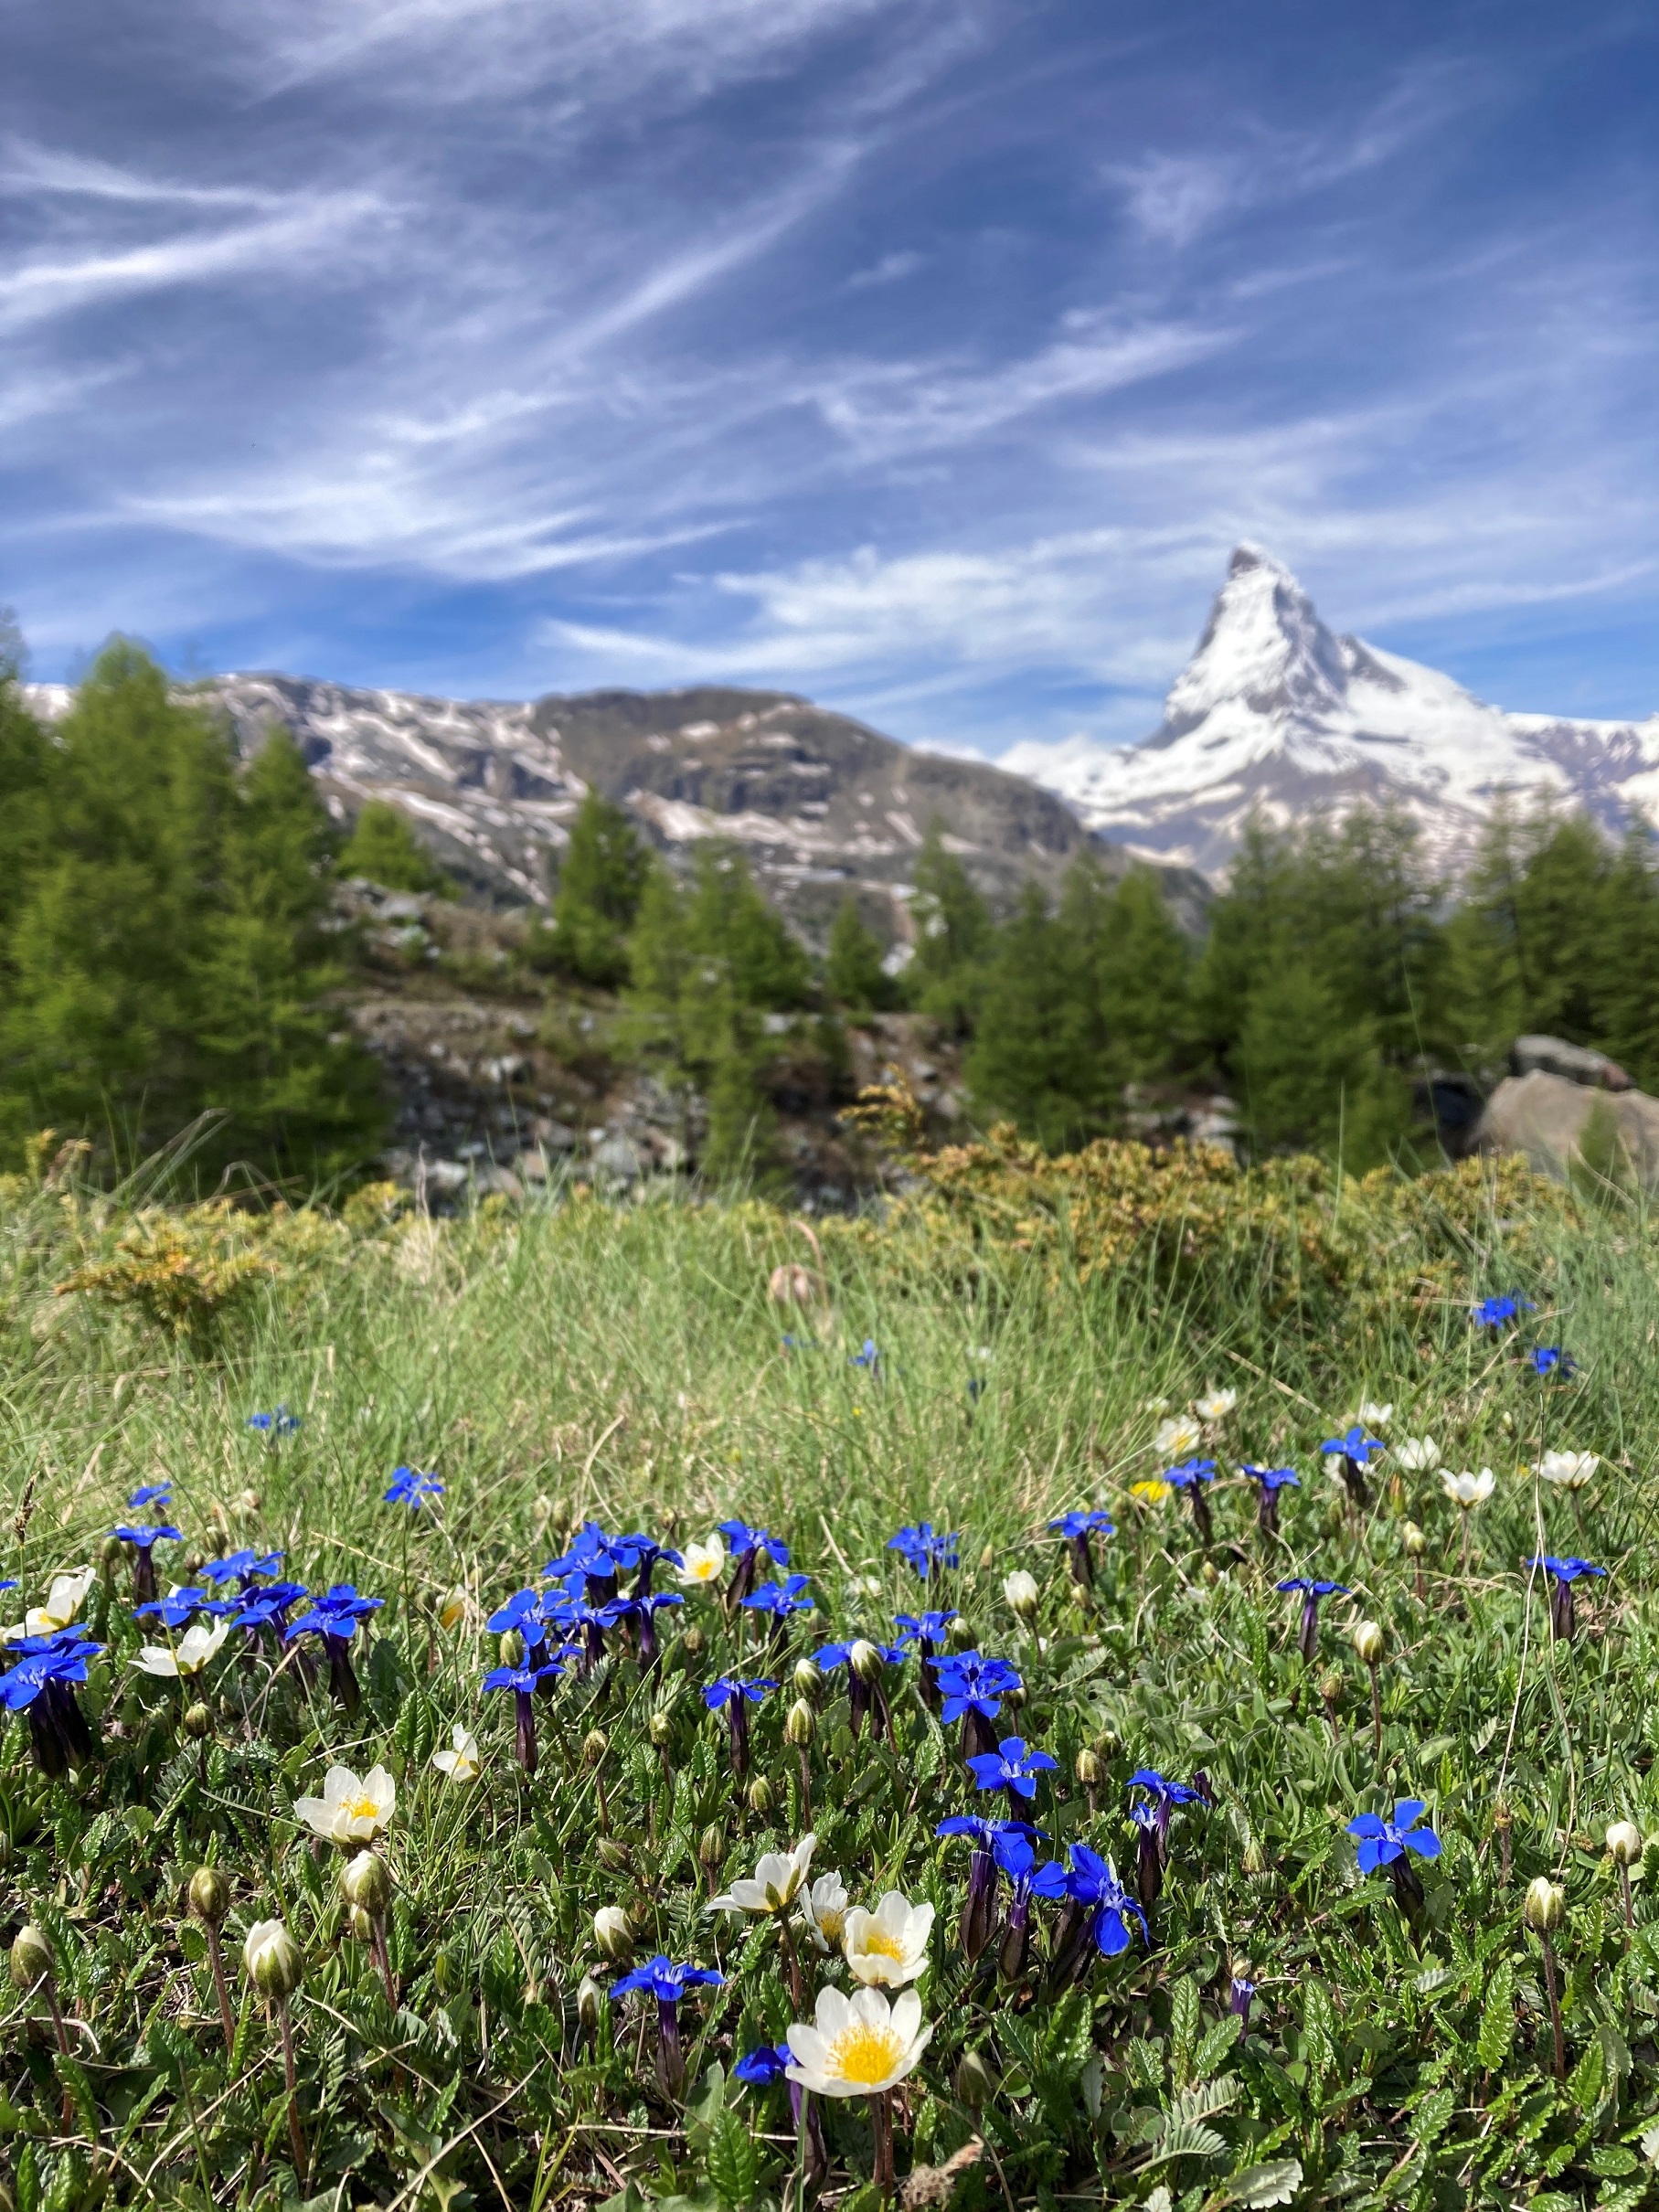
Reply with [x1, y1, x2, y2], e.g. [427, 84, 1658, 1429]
[776, 1909, 803, 2012]
[278, 1994, 308, 2183]
[871, 2088, 896, 2200]
[1622, 1864, 1635, 1939]
[1368, 1660, 1383, 1760]
[205, 1925, 237, 2055]
[1540, 1931, 1566, 2080]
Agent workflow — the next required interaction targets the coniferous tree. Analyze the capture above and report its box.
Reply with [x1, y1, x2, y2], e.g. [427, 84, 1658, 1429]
[825, 894, 893, 1014]
[545, 791, 649, 986]
[965, 883, 1098, 1147]
[1591, 826, 1659, 1087]
[909, 822, 991, 1035]
[339, 800, 452, 895]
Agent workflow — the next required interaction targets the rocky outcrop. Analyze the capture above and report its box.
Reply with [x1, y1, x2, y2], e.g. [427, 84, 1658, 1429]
[1477, 1070, 1659, 1189]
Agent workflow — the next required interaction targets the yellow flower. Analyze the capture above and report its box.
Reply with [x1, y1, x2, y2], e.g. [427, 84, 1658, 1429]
[293, 1762, 396, 1845]
[1130, 1478, 1172, 1505]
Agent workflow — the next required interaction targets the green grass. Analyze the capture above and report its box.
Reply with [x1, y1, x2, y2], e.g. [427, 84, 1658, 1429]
[5, 1166, 1659, 2209]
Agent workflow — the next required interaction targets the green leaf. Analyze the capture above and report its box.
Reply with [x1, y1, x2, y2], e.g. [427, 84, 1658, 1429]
[1568, 2036, 1606, 2115]
[1221, 2158, 1304, 2207]
[1170, 1976, 1200, 2086]
[1043, 1986, 1095, 2082]
[1193, 2014, 1241, 2079]
[707, 2107, 761, 2211]
[1475, 1955, 1515, 2071]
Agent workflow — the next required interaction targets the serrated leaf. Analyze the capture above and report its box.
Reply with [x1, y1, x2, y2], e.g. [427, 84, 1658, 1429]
[1139, 2119, 1228, 2169]
[1194, 2013, 1242, 2079]
[1224, 2157, 1303, 2207]
[707, 2106, 760, 2211]
[1475, 1955, 1515, 2071]
[1568, 2034, 1606, 2114]
[1169, 1976, 1199, 2085]
[1042, 1986, 1094, 2081]
[1164, 2075, 1238, 2130]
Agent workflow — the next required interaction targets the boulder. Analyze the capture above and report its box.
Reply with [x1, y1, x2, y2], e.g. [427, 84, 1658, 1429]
[1477, 1070, 1659, 1188]
[1511, 1033, 1632, 1091]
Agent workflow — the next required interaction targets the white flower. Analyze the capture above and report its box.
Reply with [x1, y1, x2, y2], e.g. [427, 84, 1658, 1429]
[798, 1871, 849, 1952]
[1154, 1416, 1203, 1459]
[431, 1723, 482, 1782]
[1540, 1451, 1599, 1490]
[785, 1983, 931, 2098]
[710, 1834, 816, 1916]
[5, 1566, 99, 1642]
[1441, 1468, 1495, 1510]
[1355, 1400, 1393, 1427]
[1392, 1437, 1441, 1473]
[1192, 1389, 1237, 1422]
[135, 1620, 229, 1677]
[842, 1892, 935, 1988]
[293, 1763, 397, 1845]
[1002, 1570, 1039, 1620]
[675, 1536, 726, 1589]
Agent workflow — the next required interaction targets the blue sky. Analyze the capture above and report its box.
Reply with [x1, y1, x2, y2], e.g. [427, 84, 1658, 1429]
[4, 0, 1656, 755]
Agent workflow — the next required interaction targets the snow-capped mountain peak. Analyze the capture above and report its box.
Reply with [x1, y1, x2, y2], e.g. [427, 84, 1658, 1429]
[1004, 546, 1659, 876]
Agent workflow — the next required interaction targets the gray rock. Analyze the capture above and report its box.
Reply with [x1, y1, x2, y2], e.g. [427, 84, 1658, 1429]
[1511, 1033, 1632, 1091]
[592, 1134, 643, 1184]
[1478, 1070, 1659, 1188]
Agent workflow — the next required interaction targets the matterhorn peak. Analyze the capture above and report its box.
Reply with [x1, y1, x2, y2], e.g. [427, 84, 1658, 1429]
[1001, 546, 1659, 877]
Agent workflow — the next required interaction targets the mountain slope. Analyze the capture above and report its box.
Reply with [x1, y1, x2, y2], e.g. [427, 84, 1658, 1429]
[1002, 545, 1659, 875]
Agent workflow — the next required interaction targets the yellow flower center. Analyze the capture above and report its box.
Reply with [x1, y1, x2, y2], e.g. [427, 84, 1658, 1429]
[691, 1559, 717, 1580]
[343, 1794, 381, 1822]
[857, 1930, 908, 1961]
[816, 1909, 846, 1943]
[826, 2021, 902, 2088]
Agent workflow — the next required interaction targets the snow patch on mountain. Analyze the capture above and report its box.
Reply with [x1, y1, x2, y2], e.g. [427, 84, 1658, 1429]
[1002, 545, 1659, 876]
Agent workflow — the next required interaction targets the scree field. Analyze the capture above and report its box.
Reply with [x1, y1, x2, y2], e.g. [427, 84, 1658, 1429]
[4, 1136, 1659, 2211]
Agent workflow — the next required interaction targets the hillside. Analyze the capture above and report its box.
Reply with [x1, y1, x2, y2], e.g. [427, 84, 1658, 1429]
[1005, 544, 1659, 874]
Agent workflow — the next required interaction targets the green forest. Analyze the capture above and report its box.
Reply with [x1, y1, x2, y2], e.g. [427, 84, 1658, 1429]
[4, 633, 1659, 1187]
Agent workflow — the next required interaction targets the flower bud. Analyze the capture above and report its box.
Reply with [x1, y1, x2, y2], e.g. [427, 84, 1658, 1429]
[1402, 1520, 1427, 1558]
[785, 1697, 816, 1748]
[99, 1533, 124, 1569]
[1241, 1835, 1269, 1879]
[1318, 1669, 1344, 1708]
[10, 1924, 54, 1993]
[341, 1850, 392, 1919]
[581, 1728, 609, 1771]
[347, 1905, 375, 1941]
[182, 1701, 212, 1740]
[1523, 1876, 1565, 1933]
[978, 1544, 995, 1571]
[593, 1906, 635, 1964]
[1200, 1560, 1220, 1587]
[946, 1617, 978, 1653]
[1607, 1821, 1643, 1867]
[848, 1639, 884, 1686]
[954, 2049, 998, 2108]
[792, 1657, 823, 1700]
[578, 1973, 603, 2031]
[1075, 1747, 1102, 1787]
[187, 1866, 231, 1925]
[681, 1625, 706, 1661]
[438, 1589, 469, 1631]
[648, 1709, 674, 1749]
[184, 1551, 204, 1579]
[1002, 1683, 1027, 1711]
[595, 1835, 632, 1875]
[1003, 1570, 1039, 1621]
[242, 1919, 304, 1999]
[747, 1775, 775, 1817]
[498, 1628, 525, 1667]
[237, 1488, 262, 1521]
[1353, 1620, 1386, 1666]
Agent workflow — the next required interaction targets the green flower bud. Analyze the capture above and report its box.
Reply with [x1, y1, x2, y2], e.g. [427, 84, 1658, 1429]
[1523, 1877, 1565, 1934]
[346, 1904, 375, 1942]
[10, 1924, 54, 1993]
[1607, 1821, 1643, 1867]
[697, 1824, 726, 1872]
[593, 1906, 634, 1964]
[946, 1616, 978, 1653]
[341, 1850, 392, 1919]
[954, 2050, 998, 2108]
[848, 1639, 884, 1686]
[784, 1697, 816, 1748]
[182, 1701, 212, 1740]
[243, 1919, 304, 1999]
[1353, 1620, 1386, 1666]
[99, 1533, 124, 1569]
[596, 1835, 632, 1875]
[1074, 1747, 1102, 1787]
[498, 1628, 526, 1668]
[747, 1775, 774, 1817]
[1241, 1836, 1269, 1879]
[1402, 1520, 1427, 1558]
[578, 1973, 603, 2031]
[792, 1656, 822, 1700]
[1003, 1570, 1039, 1621]
[681, 1625, 706, 1661]
[648, 1710, 674, 1749]
[187, 1866, 232, 1925]
[581, 1728, 609, 1771]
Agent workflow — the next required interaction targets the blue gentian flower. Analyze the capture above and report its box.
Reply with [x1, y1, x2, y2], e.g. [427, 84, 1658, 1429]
[284, 1583, 385, 1716]
[991, 1825, 1069, 1981]
[127, 1483, 173, 1511]
[601, 1590, 684, 1666]
[937, 1812, 1042, 1962]
[134, 1587, 209, 1630]
[611, 1956, 724, 2100]
[1348, 1796, 1440, 1919]
[1473, 1294, 1535, 1328]
[1276, 1576, 1350, 1664]
[1162, 1459, 1218, 1542]
[741, 1574, 814, 1621]
[1049, 1507, 1114, 1587]
[1530, 1347, 1576, 1376]
[850, 1337, 880, 1370]
[545, 1522, 631, 1605]
[717, 1520, 790, 1604]
[894, 1608, 957, 1650]
[384, 1466, 444, 1506]
[734, 2042, 792, 2086]
[703, 1674, 777, 1774]
[246, 1407, 301, 1436]
[1, 1630, 103, 1776]
[1229, 1976, 1256, 2028]
[198, 1548, 283, 1588]
[1320, 1424, 1386, 1510]
[818, 1639, 905, 1744]
[1529, 1554, 1608, 1640]
[1242, 1463, 1299, 1537]
[110, 1522, 183, 1605]
[888, 1522, 961, 1580]
[1066, 1843, 1148, 1962]
[1128, 1769, 1202, 1892]
[230, 1581, 307, 1637]
[610, 1536, 683, 1596]
[484, 1650, 570, 1772]
[967, 1734, 1058, 1806]
[933, 1650, 1021, 1760]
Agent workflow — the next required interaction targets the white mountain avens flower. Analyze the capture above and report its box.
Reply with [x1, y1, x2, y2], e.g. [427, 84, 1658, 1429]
[1441, 1469, 1495, 1510]
[710, 1834, 816, 1916]
[785, 1984, 931, 2097]
[799, 1871, 849, 1952]
[842, 1892, 935, 1988]
[676, 1536, 726, 1589]
[1392, 1437, 1441, 1473]
[1154, 1416, 1203, 1459]
[5, 1566, 98, 1643]
[136, 1620, 229, 1677]
[431, 1723, 482, 1782]
[293, 1763, 397, 1845]
[1355, 1400, 1393, 1427]
[1192, 1389, 1237, 1422]
[1539, 1451, 1599, 1490]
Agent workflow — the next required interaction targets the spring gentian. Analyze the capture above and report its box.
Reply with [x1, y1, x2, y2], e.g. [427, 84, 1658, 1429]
[1473, 1294, 1534, 1328]
[247, 1407, 301, 1437]
[1048, 1508, 1115, 1587]
[1229, 1976, 1256, 2029]
[735, 2040, 829, 2185]
[742, 1575, 815, 1641]
[1529, 1555, 1608, 1641]
[545, 1523, 630, 1608]
[936, 1813, 1039, 1963]
[1276, 1577, 1350, 1665]
[199, 1548, 284, 1592]
[111, 1524, 182, 1606]
[611, 1956, 723, 2100]
[887, 1523, 960, 1581]
[991, 1827, 1069, 1983]
[1320, 1425, 1386, 1510]
[601, 1590, 684, 1667]
[933, 1651, 1020, 1761]
[128, 1483, 174, 1515]
[717, 1521, 790, 1606]
[850, 1338, 880, 1371]
[1347, 1798, 1440, 1920]
[230, 1580, 307, 1646]
[284, 1584, 385, 1715]
[1530, 1347, 1576, 1377]
[612, 1536, 683, 1597]
[894, 1609, 957, 1708]
[1164, 1460, 1218, 1545]
[384, 1467, 444, 1507]
[1242, 1465, 1299, 1540]
[0, 1631, 103, 1776]
[967, 1735, 1059, 1812]
[483, 1650, 570, 1772]
[1048, 1843, 1147, 1985]
[703, 1675, 777, 1775]
[818, 1638, 906, 1743]
[1129, 1770, 1201, 1859]
[134, 1586, 210, 1630]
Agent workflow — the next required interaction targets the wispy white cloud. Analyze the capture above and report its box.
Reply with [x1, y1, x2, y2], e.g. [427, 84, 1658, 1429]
[0, 139, 281, 209]
[846, 249, 925, 290]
